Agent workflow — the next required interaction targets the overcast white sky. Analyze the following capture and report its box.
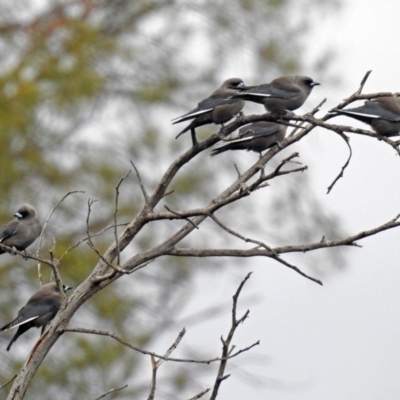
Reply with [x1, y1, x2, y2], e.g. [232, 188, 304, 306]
[153, 1, 400, 399]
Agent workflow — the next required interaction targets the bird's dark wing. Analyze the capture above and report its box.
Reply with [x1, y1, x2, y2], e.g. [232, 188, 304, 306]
[331, 102, 400, 122]
[0, 221, 18, 243]
[266, 79, 301, 99]
[172, 97, 238, 124]
[0, 314, 38, 331]
[362, 101, 400, 121]
[0, 300, 57, 331]
[239, 123, 282, 139]
[233, 82, 299, 100]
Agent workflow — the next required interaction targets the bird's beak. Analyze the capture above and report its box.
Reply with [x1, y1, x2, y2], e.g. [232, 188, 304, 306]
[63, 286, 73, 292]
[311, 82, 321, 87]
[14, 212, 23, 219]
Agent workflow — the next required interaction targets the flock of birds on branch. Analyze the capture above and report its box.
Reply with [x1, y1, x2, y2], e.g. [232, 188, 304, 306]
[0, 74, 399, 354]
[172, 74, 400, 154]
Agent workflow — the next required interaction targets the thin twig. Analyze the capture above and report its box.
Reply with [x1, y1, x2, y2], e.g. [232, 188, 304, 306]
[187, 388, 211, 400]
[152, 153, 305, 224]
[167, 213, 400, 280]
[289, 98, 326, 137]
[48, 249, 65, 298]
[114, 171, 131, 268]
[128, 259, 155, 274]
[87, 242, 128, 275]
[190, 127, 198, 146]
[36, 190, 84, 284]
[270, 255, 323, 285]
[147, 355, 157, 400]
[325, 71, 371, 193]
[356, 70, 372, 95]
[90, 259, 155, 284]
[209, 214, 275, 255]
[63, 327, 259, 364]
[36, 190, 85, 254]
[284, 110, 400, 157]
[92, 385, 128, 400]
[0, 244, 54, 267]
[85, 199, 129, 275]
[164, 206, 199, 229]
[0, 375, 16, 391]
[130, 160, 150, 205]
[209, 272, 254, 400]
[147, 328, 186, 400]
[156, 327, 186, 367]
[233, 163, 242, 178]
[326, 131, 353, 194]
[59, 223, 129, 262]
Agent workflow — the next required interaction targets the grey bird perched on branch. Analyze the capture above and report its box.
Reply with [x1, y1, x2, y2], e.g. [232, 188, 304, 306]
[0, 204, 42, 254]
[330, 97, 400, 137]
[210, 121, 287, 156]
[233, 75, 320, 114]
[0, 282, 72, 351]
[172, 78, 246, 140]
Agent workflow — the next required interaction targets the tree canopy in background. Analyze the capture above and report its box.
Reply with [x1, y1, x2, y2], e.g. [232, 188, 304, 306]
[0, 1, 341, 399]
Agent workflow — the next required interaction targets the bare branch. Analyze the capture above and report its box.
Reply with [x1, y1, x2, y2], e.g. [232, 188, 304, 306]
[63, 327, 258, 364]
[209, 272, 253, 400]
[90, 259, 155, 284]
[209, 214, 275, 254]
[167, 245, 322, 284]
[152, 153, 306, 224]
[147, 328, 186, 400]
[332, 70, 373, 111]
[87, 242, 127, 275]
[335, 91, 400, 111]
[168, 212, 400, 260]
[0, 244, 54, 268]
[285, 114, 400, 156]
[89, 271, 115, 284]
[166, 214, 400, 284]
[289, 98, 327, 137]
[164, 205, 199, 229]
[8, 78, 400, 399]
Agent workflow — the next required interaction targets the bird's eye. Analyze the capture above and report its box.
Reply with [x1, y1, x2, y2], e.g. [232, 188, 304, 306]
[304, 79, 313, 86]
[231, 80, 244, 87]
